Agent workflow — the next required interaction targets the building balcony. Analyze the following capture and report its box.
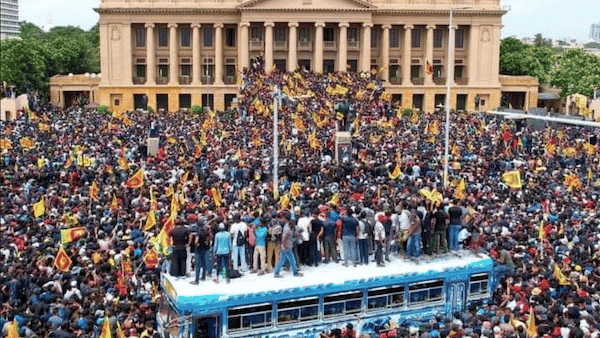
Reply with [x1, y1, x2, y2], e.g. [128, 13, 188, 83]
[223, 75, 236, 85]
[324, 41, 336, 51]
[455, 77, 469, 86]
[179, 76, 191, 85]
[274, 41, 287, 51]
[389, 77, 403, 85]
[133, 76, 146, 85]
[298, 41, 312, 51]
[412, 77, 424, 85]
[202, 76, 214, 85]
[156, 76, 169, 85]
[433, 77, 446, 86]
[347, 40, 359, 50]
[250, 40, 264, 51]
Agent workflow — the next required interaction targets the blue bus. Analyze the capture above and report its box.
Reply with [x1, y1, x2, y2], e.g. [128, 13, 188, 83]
[158, 251, 504, 338]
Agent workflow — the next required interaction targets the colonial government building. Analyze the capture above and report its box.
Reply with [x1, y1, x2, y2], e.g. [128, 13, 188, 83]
[88, 0, 532, 113]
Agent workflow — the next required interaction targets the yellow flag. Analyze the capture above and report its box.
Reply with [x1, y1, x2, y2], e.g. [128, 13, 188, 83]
[454, 177, 466, 200]
[110, 194, 119, 210]
[145, 211, 157, 231]
[118, 156, 128, 171]
[20, 137, 34, 150]
[526, 308, 537, 337]
[502, 170, 522, 189]
[389, 164, 402, 180]
[99, 316, 111, 338]
[116, 321, 126, 338]
[211, 187, 222, 207]
[6, 321, 19, 338]
[1, 138, 13, 149]
[33, 198, 45, 218]
[280, 193, 290, 209]
[37, 158, 45, 168]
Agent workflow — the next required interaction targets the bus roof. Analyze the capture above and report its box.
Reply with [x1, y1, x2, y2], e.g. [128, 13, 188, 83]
[162, 251, 494, 314]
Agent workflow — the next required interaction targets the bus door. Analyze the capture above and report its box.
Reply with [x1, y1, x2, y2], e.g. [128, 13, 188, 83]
[449, 282, 466, 315]
[195, 316, 220, 338]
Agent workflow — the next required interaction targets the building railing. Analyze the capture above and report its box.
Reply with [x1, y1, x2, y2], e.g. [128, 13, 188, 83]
[274, 41, 287, 51]
[324, 41, 336, 51]
[179, 76, 191, 85]
[389, 77, 403, 85]
[250, 40, 264, 51]
[455, 77, 469, 85]
[223, 75, 237, 85]
[298, 41, 312, 51]
[202, 76, 214, 85]
[156, 76, 169, 85]
[347, 41, 359, 50]
[412, 77, 424, 85]
[133, 77, 146, 85]
[433, 77, 446, 86]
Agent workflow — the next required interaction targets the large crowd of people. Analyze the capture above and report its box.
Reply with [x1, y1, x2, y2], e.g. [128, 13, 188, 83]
[1, 65, 600, 338]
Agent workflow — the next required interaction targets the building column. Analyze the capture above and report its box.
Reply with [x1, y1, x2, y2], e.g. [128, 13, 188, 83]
[337, 22, 349, 72]
[381, 24, 391, 82]
[100, 23, 109, 85]
[314, 22, 325, 73]
[402, 24, 413, 86]
[122, 24, 133, 85]
[239, 22, 250, 70]
[288, 22, 298, 71]
[425, 24, 435, 85]
[145, 23, 156, 85]
[468, 24, 479, 85]
[168, 23, 178, 85]
[214, 23, 224, 85]
[360, 23, 373, 72]
[264, 22, 275, 72]
[448, 25, 457, 86]
[191, 23, 201, 85]
[491, 25, 501, 86]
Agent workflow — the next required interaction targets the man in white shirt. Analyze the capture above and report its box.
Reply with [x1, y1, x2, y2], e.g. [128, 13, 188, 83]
[230, 213, 248, 273]
[296, 210, 312, 266]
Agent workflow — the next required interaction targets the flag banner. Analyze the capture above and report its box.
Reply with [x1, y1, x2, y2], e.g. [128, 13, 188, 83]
[54, 246, 72, 272]
[143, 248, 159, 269]
[145, 210, 157, 231]
[90, 181, 99, 201]
[126, 168, 144, 188]
[60, 227, 86, 245]
[502, 170, 522, 189]
[33, 198, 45, 218]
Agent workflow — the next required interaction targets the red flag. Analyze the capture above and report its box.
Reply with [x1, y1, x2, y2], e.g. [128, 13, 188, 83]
[163, 215, 175, 235]
[125, 168, 144, 188]
[54, 246, 72, 272]
[426, 61, 433, 75]
[143, 248, 159, 269]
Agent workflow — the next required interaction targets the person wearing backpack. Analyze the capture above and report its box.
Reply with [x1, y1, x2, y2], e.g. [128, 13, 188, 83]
[266, 215, 282, 270]
[229, 213, 248, 273]
[191, 222, 212, 285]
[253, 217, 269, 274]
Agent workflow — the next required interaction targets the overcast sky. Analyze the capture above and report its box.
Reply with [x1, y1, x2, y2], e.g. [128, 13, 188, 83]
[18, 0, 600, 42]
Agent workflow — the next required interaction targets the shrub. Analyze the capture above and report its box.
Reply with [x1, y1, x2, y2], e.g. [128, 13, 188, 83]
[190, 105, 203, 115]
[147, 106, 154, 115]
[97, 105, 109, 114]
[402, 108, 413, 116]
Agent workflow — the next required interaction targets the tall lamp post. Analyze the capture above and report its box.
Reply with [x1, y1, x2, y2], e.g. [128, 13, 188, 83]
[272, 86, 298, 198]
[444, 6, 470, 188]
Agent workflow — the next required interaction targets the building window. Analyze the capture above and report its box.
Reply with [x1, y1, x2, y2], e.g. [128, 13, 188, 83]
[274, 27, 286, 42]
[135, 28, 146, 47]
[277, 298, 319, 325]
[371, 28, 378, 48]
[251, 27, 262, 41]
[411, 65, 420, 79]
[227, 303, 273, 333]
[434, 29, 443, 48]
[390, 29, 399, 48]
[158, 65, 169, 78]
[324, 27, 335, 42]
[225, 27, 236, 47]
[455, 65, 464, 78]
[181, 65, 191, 77]
[158, 28, 168, 47]
[299, 27, 310, 42]
[367, 286, 405, 311]
[411, 28, 421, 48]
[202, 94, 214, 112]
[136, 65, 146, 78]
[180, 27, 191, 47]
[455, 29, 465, 48]
[204, 28, 214, 47]
[433, 65, 443, 78]
[348, 27, 358, 42]
[179, 94, 191, 109]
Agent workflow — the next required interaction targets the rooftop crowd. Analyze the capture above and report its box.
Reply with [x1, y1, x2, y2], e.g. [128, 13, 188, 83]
[1, 64, 600, 338]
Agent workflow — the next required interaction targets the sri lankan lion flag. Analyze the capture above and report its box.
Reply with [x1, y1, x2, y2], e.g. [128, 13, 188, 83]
[389, 163, 402, 180]
[33, 197, 45, 218]
[116, 321, 126, 338]
[20, 137, 34, 150]
[6, 321, 19, 338]
[290, 182, 301, 199]
[143, 248, 159, 269]
[110, 194, 119, 211]
[0, 138, 12, 150]
[145, 210, 157, 231]
[426, 60, 434, 75]
[502, 170, 522, 189]
[553, 264, 570, 285]
[90, 181, 99, 201]
[211, 187, 222, 207]
[99, 316, 111, 338]
[125, 168, 144, 188]
[454, 177, 466, 200]
[54, 245, 72, 272]
[526, 308, 537, 338]
[60, 227, 86, 245]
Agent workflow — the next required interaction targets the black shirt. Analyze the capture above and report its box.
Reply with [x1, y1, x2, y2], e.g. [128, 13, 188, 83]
[196, 227, 210, 250]
[310, 218, 323, 241]
[433, 210, 447, 232]
[448, 206, 463, 225]
[171, 226, 189, 248]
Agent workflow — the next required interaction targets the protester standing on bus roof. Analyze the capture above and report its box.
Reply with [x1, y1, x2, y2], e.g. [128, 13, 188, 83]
[432, 202, 448, 254]
[374, 214, 386, 267]
[230, 213, 248, 273]
[447, 200, 464, 251]
[253, 217, 269, 275]
[273, 211, 303, 278]
[308, 208, 324, 267]
[169, 220, 190, 277]
[213, 222, 232, 284]
[322, 211, 339, 264]
[191, 222, 212, 285]
[406, 205, 422, 258]
[266, 214, 281, 271]
[340, 205, 359, 267]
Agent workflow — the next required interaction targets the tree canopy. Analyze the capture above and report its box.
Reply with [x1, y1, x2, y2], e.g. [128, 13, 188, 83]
[0, 22, 99, 98]
[550, 48, 600, 98]
[499, 36, 554, 84]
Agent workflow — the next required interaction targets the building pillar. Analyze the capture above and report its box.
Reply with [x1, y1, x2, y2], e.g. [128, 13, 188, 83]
[168, 23, 178, 85]
[264, 22, 275, 72]
[337, 22, 349, 72]
[100, 24, 109, 85]
[314, 22, 325, 73]
[425, 24, 435, 85]
[191, 23, 201, 85]
[360, 23, 372, 72]
[145, 23, 156, 85]
[239, 22, 250, 70]
[381, 24, 391, 82]
[122, 23, 133, 85]
[214, 23, 224, 85]
[402, 24, 413, 86]
[288, 22, 298, 71]
[468, 24, 479, 86]
[491, 25, 501, 86]
[448, 25, 457, 86]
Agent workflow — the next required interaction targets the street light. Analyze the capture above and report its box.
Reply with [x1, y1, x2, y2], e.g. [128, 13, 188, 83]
[271, 86, 297, 198]
[444, 6, 471, 189]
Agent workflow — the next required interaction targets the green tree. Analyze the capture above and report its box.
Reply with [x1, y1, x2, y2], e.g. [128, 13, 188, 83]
[0, 38, 48, 94]
[584, 42, 600, 49]
[550, 49, 600, 98]
[499, 37, 554, 84]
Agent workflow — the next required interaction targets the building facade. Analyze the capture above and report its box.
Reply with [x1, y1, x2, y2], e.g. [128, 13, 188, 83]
[591, 22, 600, 42]
[0, 0, 19, 39]
[95, 0, 506, 113]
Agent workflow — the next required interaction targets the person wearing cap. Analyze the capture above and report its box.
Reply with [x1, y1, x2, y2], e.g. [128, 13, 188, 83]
[273, 211, 303, 278]
[374, 214, 386, 267]
[213, 223, 232, 284]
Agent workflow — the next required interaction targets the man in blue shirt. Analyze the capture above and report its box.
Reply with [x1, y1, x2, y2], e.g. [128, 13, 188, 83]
[322, 213, 338, 263]
[213, 223, 232, 284]
[340, 206, 359, 267]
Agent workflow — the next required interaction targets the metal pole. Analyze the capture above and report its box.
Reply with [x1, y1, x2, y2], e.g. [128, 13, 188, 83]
[443, 8, 453, 189]
[273, 87, 279, 198]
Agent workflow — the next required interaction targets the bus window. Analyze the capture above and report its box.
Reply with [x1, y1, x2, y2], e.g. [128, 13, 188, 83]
[227, 303, 273, 333]
[323, 292, 363, 318]
[408, 280, 444, 306]
[469, 274, 489, 298]
[367, 286, 405, 311]
[277, 297, 319, 325]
